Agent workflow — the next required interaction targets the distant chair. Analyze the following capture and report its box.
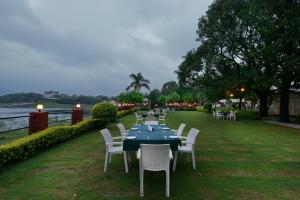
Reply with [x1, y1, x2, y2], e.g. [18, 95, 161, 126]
[216, 112, 224, 120]
[227, 111, 236, 120]
[158, 113, 167, 124]
[171, 123, 186, 137]
[100, 128, 128, 173]
[117, 123, 129, 140]
[173, 128, 199, 171]
[212, 111, 216, 119]
[144, 121, 159, 125]
[135, 112, 144, 124]
[137, 144, 173, 197]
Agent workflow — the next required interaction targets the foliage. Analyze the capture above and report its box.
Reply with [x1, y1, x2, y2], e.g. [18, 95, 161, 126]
[0, 93, 44, 103]
[161, 81, 179, 95]
[116, 109, 135, 118]
[147, 89, 161, 108]
[196, 106, 208, 113]
[118, 91, 143, 104]
[166, 92, 181, 103]
[0, 119, 103, 167]
[92, 102, 117, 123]
[158, 95, 167, 106]
[126, 72, 150, 92]
[182, 93, 195, 103]
[236, 110, 260, 120]
[203, 103, 212, 113]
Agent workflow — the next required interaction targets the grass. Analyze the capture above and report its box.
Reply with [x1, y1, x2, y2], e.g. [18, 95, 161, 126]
[0, 111, 300, 200]
[0, 130, 28, 145]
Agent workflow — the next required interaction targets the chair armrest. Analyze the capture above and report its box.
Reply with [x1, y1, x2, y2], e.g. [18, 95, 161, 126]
[180, 136, 187, 140]
[106, 142, 123, 146]
[121, 132, 128, 136]
[181, 141, 194, 145]
[171, 129, 177, 132]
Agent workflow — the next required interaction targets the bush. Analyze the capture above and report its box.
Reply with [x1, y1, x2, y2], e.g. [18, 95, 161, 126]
[236, 110, 260, 120]
[0, 119, 104, 168]
[117, 108, 135, 118]
[196, 106, 208, 113]
[92, 102, 117, 123]
[203, 103, 212, 113]
[296, 114, 300, 124]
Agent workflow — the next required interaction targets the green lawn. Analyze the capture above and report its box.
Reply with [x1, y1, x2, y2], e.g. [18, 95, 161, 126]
[0, 111, 300, 200]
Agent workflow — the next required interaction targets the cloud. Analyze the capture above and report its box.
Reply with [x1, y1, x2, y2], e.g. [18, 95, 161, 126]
[0, 0, 213, 96]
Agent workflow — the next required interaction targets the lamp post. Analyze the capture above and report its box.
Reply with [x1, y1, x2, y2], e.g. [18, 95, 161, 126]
[29, 104, 48, 134]
[72, 104, 83, 125]
[238, 87, 245, 110]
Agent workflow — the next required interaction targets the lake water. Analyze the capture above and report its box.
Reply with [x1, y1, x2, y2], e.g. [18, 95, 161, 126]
[0, 107, 75, 133]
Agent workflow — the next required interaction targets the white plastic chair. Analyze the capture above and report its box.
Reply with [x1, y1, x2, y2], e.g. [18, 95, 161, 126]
[137, 144, 173, 197]
[117, 123, 129, 140]
[216, 112, 224, 120]
[135, 112, 144, 124]
[100, 128, 128, 173]
[171, 123, 186, 137]
[158, 113, 167, 124]
[173, 128, 199, 171]
[144, 121, 159, 125]
[227, 111, 236, 120]
[212, 111, 216, 119]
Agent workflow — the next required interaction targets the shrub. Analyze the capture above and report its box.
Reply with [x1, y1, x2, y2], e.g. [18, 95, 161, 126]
[196, 106, 208, 113]
[203, 103, 212, 113]
[117, 108, 135, 118]
[0, 119, 104, 168]
[236, 110, 260, 120]
[296, 114, 300, 124]
[92, 102, 117, 123]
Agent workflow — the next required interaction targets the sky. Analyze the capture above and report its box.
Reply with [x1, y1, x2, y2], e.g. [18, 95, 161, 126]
[0, 0, 213, 96]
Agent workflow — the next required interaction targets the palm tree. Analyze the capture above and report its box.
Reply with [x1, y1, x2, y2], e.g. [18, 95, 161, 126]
[126, 72, 150, 92]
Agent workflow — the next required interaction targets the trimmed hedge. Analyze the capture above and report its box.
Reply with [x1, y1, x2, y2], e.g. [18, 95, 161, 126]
[236, 110, 260, 120]
[0, 119, 103, 168]
[117, 108, 135, 118]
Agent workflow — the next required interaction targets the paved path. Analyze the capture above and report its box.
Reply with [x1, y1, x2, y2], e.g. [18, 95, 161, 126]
[263, 120, 300, 130]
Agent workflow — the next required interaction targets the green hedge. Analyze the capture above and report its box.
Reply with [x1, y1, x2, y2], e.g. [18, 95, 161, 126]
[236, 110, 260, 120]
[0, 119, 103, 168]
[117, 108, 135, 118]
[92, 102, 117, 123]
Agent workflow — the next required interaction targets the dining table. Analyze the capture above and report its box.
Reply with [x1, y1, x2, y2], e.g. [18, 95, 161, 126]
[123, 124, 181, 151]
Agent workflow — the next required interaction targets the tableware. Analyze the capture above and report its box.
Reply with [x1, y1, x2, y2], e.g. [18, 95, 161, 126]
[126, 136, 136, 139]
[160, 124, 166, 126]
[169, 135, 179, 139]
[162, 127, 170, 130]
[131, 128, 138, 130]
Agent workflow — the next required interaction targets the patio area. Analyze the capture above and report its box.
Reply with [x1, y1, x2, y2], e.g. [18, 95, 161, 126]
[0, 111, 299, 200]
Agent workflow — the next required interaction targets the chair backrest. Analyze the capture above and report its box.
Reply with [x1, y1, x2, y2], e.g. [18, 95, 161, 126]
[117, 123, 126, 133]
[100, 128, 113, 151]
[140, 144, 171, 171]
[186, 128, 199, 148]
[177, 123, 186, 136]
[144, 121, 159, 125]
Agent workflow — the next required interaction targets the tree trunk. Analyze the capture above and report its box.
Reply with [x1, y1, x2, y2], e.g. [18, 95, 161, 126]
[238, 96, 242, 110]
[259, 94, 269, 118]
[279, 78, 291, 122]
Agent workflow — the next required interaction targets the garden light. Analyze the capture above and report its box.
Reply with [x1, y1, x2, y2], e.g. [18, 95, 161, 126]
[37, 104, 44, 112]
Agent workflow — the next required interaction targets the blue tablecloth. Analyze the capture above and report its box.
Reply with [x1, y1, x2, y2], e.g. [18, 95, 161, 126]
[123, 124, 181, 151]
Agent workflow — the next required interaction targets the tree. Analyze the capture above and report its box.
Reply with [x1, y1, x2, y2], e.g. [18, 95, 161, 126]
[182, 93, 195, 103]
[158, 95, 167, 106]
[148, 89, 161, 108]
[161, 81, 179, 95]
[167, 92, 181, 103]
[126, 72, 150, 92]
[118, 91, 143, 104]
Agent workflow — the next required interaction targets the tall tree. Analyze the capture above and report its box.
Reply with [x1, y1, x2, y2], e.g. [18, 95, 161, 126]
[161, 81, 179, 95]
[126, 72, 150, 92]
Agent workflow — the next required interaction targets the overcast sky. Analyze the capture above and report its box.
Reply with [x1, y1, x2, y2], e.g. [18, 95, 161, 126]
[0, 0, 213, 96]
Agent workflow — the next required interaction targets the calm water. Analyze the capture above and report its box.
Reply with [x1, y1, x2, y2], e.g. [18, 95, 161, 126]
[0, 107, 73, 132]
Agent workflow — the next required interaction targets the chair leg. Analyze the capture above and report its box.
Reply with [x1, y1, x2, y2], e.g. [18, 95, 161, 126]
[140, 168, 144, 197]
[173, 152, 178, 172]
[127, 152, 131, 162]
[109, 154, 112, 164]
[192, 150, 196, 169]
[123, 152, 128, 173]
[104, 151, 109, 173]
[166, 169, 170, 197]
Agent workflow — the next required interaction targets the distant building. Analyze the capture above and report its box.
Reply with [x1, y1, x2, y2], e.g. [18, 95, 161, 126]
[269, 89, 300, 115]
[43, 90, 59, 99]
